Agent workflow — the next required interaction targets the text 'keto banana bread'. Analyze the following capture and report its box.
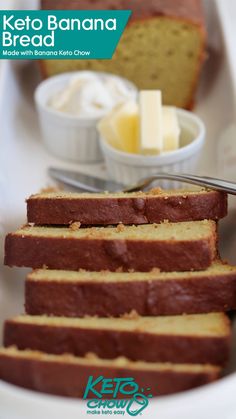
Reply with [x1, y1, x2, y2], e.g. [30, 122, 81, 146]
[25, 261, 236, 317]
[4, 221, 217, 272]
[40, 0, 206, 109]
[27, 189, 227, 225]
[0, 347, 220, 397]
[4, 313, 231, 366]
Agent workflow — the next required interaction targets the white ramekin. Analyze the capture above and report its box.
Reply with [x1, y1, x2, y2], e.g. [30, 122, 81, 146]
[100, 109, 205, 189]
[34, 71, 137, 163]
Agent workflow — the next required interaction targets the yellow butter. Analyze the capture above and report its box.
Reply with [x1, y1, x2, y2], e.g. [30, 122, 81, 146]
[98, 101, 139, 153]
[163, 106, 180, 151]
[139, 90, 163, 155]
[98, 92, 180, 155]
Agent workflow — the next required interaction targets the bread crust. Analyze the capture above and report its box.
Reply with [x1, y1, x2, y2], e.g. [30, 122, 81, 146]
[4, 232, 216, 272]
[27, 191, 228, 225]
[41, 0, 205, 26]
[0, 351, 220, 397]
[4, 318, 231, 366]
[25, 269, 236, 317]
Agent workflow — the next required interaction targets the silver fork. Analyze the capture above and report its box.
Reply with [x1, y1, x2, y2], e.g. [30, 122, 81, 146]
[49, 167, 236, 195]
[124, 173, 236, 194]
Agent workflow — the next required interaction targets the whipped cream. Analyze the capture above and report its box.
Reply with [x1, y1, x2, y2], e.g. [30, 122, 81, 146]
[48, 72, 136, 118]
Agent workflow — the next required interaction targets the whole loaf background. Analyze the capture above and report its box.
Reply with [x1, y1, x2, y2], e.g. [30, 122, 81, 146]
[40, 0, 206, 109]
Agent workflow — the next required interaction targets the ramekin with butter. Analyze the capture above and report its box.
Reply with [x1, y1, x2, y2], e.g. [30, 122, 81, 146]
[98, 90, 205, 187]
[34, 71, 137, 163]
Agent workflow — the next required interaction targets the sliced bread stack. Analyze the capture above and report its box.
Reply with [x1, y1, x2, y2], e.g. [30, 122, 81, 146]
[2, 188, 236, 397]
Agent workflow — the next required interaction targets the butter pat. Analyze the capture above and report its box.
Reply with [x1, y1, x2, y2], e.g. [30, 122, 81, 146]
[98, 101, 139, 153]
[139, 90, 163, 155]
[111, 101, 139, 153]
[98, 91, 181, 155]
[163, 106, 180, 151]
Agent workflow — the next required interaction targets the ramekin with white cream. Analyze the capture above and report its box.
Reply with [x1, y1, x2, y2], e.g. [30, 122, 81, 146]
[34, 71, 137, 163]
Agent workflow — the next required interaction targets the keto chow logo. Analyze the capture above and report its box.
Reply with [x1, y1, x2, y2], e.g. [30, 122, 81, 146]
[83, 376, 153, 416]
[0, 10, 131, 59]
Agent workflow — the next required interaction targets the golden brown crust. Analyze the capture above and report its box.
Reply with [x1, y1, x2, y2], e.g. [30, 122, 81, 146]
[4, 232, 216, 272]
[4, 317, 231, 366]
[0, 350, 220, 397]
[41, 0, 205, 26]
[181, 23, 206, 109]
[25, 269, 236, 317]
[26, 191, 227, 225]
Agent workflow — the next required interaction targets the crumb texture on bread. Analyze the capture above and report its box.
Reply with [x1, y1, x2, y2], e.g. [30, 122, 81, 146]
[6, 312, 230, 337]
[28, 260, 236, 283]
[13, 221, 215, 240]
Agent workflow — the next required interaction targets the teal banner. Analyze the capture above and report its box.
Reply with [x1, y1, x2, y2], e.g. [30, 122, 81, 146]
[0, 10, 131, 60]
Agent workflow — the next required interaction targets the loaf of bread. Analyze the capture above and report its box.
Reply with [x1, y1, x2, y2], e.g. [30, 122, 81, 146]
[27, 189, 227, 225]
[40, 0, 206, 109]
[4, 221, 217, 272]
[4, 313, 231, 366]
[25, 261, 236, 317]
[0, 347, 220, 397]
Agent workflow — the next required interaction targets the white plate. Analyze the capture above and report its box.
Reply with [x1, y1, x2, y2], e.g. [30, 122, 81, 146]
[1, 1, 236, 418]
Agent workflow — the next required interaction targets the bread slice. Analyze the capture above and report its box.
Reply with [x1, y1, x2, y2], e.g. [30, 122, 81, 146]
[26, 189, 227, 225]
[4, 313, 231, 366]
[4, 221, 217, 272]
[25, 261, 236, 317]
[0, 347, 220, 397]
